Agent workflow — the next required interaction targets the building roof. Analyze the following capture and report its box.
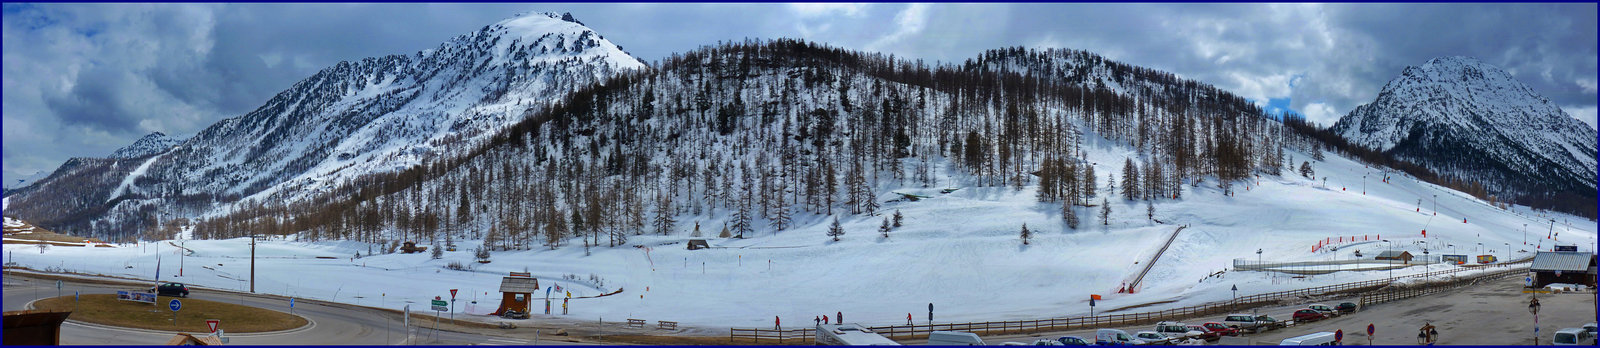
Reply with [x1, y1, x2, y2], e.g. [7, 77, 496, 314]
[1531, 252, 1596, 272]
[499, 276, 539, 294]
[1376, 250, 1412, 257]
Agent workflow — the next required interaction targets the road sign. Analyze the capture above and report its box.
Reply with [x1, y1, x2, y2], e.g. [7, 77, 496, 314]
[290, 298, 295, 308]
[169, 299, 182, 311]
[1334, 329, 1343, 342]
[450, 289, 458, 299]
[206, 319, 220, 333]
[1526, 277, 1533, 287]
[432, 305, 448, 312]
[432, 299, 448, 312]
[928, 303, 934, 321]
[1366, 323, 1374, 335]
[56, 280, 61, 290]
[432, 299, 448, 307]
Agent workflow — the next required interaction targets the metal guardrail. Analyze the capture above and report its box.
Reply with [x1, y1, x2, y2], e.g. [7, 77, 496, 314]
[729, 261, 1533, 343]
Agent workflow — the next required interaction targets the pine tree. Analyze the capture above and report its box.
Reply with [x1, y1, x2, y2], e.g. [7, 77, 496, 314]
[1106, 173, 1116, 197]
[1100, 197, 1112, 225]
[475, 244, 491, 262]
[733, 192, 753, 238]
[770, 200, 792, 232]
[1146, 199, 1155, 222]
[653, 190, 675, 235]
[1299, 161, 1314, 179]
[1311, 144, 1324, 161]
[892, 209, 903, 228]
[1019, 223, 1031, 245]
[880, 217, 891, 239]
[1082, 163, 1097, 201]
[827, 217, 845, 241]
[430, 240, 443, 259]
[1122, 158, 1140, 201]
[1063, 200, 1079, 229]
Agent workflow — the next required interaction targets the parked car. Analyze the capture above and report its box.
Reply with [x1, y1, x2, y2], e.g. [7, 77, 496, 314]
[1201, 322, 1239, 337]
[929, 331, 986, 345]
[1055, 336, 1092, 346]
[1184, 325, 1221, 341]
[1306, 304, 1337, 317]
[1154, 322, 1204, 339]
[151, 282, 189, 297]
[1334, 302, 1358, 314]
[1029, 339, 1064, 346]
[1254, 315, 1286, 331]
[1583, 322, 1597, 336]
[1222, 314, 1261, 332]
[1278, 332, 1338, 345]
[1095, 329, 1148, 345]
[1134, 331, 1173, 345]
[1292, 309, 1327, 322]
[1552, 328, 1596, 345]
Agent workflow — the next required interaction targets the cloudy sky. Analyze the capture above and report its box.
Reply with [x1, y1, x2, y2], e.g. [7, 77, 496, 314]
[4, 3, 1596, 184]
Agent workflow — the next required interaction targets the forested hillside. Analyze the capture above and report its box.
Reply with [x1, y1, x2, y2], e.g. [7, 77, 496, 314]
[185, 40, 1321, 252]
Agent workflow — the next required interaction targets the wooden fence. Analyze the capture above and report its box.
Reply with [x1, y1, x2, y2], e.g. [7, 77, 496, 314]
[730, 260, 1532, 344]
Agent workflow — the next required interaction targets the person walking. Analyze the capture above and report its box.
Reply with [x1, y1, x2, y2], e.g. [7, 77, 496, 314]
[775, 316, 780, 330]
[815, 316, 821, 326]
[823, 314, 829, 325]
[907, 313, 913, 325]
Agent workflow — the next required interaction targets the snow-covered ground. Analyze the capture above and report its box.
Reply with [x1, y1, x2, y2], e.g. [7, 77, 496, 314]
[4, 142, 1593, 330]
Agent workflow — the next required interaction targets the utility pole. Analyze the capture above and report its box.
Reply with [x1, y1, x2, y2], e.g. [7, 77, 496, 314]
[250, 235, 256, 293]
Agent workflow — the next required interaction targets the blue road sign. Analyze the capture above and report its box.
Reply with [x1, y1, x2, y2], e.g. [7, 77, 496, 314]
[169, 299, 182, 311]
[290, 298, 295, 308]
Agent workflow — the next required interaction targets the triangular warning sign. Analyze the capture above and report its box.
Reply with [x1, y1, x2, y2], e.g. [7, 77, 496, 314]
[206, 319, 220, 333]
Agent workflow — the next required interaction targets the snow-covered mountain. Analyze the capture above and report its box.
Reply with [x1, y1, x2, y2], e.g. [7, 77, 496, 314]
[3, 170, 48, 192]
[4, 11, 645, 237]
[107, 132, 184, 159]
[1329, 56, 1598, 202]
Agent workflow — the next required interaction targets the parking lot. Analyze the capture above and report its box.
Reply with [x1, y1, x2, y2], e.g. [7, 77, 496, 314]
[897, 275, 1595, 345]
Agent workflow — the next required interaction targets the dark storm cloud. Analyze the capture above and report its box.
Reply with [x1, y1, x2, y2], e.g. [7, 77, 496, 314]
[4, 3, 1594, 184]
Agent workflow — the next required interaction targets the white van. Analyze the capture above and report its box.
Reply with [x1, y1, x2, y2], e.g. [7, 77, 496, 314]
[928, 331, 986, 345]
[1552, 328, 1595, 345]
[1278, 332, 1340, 345]
[1095, 329, 1146, 345]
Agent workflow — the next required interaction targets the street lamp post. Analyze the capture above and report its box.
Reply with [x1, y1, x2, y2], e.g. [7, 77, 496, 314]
[1423, 248, 1430, 284]
[1256, 249, 1263, 266]
[1433, 194, 1437, 216]
[1382, 240, 1393, 281]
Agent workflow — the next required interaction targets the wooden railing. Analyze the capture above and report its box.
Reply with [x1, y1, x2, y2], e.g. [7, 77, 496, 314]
[730, 327, 813, 344]
[729, 260, 1532, 343]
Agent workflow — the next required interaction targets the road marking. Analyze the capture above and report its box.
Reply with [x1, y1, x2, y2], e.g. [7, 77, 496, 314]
[484, 338, 530, 344]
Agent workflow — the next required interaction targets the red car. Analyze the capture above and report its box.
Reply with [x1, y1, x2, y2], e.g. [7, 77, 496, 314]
[1293, 309, 1328, 322]
[1201, 322, 1240, 336]
[1185, 325, 1222, 341]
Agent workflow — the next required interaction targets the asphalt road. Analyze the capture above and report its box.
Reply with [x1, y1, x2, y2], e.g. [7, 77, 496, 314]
[2, 270, 595, 345]
[895, 274, 1592, 345]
